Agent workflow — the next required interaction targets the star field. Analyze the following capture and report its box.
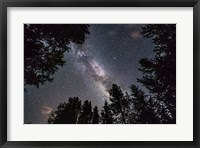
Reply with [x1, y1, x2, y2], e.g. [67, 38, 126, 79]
[24, 24, 154, 124]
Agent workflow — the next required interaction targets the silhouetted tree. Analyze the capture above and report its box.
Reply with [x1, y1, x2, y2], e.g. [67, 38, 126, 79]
[130, 85, 159, 124]
[78, 100, 92, 124]
[48, 97, 81, 124]
[24, 24, 90, 87]
[65, 97, 82, 123]
[101, 101, 113, 124]
[48, 102, 67, 124]
[92, 106, 100, 124]
[123, 92, 132, 123]
[138, 24, 176, 123]
[109, 84, 129, 123]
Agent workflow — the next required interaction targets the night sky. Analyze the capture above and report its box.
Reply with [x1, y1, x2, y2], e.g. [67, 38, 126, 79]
[24, 24, 155, 124]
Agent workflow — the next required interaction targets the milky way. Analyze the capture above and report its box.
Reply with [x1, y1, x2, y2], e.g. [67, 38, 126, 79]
[70, 42, 112, 99]
[24, 24, 155, 124]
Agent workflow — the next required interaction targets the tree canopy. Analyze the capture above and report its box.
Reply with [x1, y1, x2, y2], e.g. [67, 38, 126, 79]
[24, 24, 90, 87]
[138, 24, 176, 123]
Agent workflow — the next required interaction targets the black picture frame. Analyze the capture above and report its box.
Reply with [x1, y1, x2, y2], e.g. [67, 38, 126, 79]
[0, 0, 199, 147]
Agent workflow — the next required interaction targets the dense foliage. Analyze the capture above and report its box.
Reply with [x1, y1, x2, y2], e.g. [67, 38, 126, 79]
[24, 24, 90, 87]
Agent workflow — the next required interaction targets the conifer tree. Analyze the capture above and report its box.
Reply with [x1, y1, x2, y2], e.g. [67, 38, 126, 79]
[130, 85, 159, 124]
[92, 106, 100, 124]
[48, 97, 81, 124]
[109, 84, 129, 123]
[138, 24, 176, 123]
[78, 100, 92, 124]
[101, 101, 113, 124]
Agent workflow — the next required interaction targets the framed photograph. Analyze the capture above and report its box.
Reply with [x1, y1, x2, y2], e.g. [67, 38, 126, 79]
[0, 0, 199, 147]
